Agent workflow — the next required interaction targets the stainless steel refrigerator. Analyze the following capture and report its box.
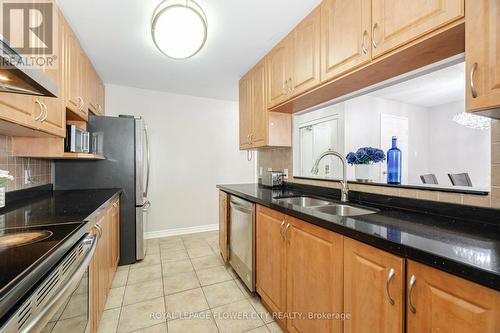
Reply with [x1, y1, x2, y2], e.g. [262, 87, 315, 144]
[54, 115, 151, 264]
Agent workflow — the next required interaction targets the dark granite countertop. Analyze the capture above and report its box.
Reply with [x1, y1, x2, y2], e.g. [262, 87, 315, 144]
[0, 186, 121, 321]
[217, 183, 500, 291]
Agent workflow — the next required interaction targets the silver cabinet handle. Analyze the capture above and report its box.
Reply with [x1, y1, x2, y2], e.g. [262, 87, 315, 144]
[246, 134, 250, 144]
[40, 102, 48, 122]
[279, 220, 286, 239]
[372, 23, 378, 48]
[408, 275, 417, 314]
[386, 268, 395, 305]
[34, 99, 44, 121]
[287, 78, 293, 94]
[94, 223, 103, 237]
[283, 223, 291, 244]
[470, 62, 478, 98]
[77, 96, 84, 111]
[362, 30, 368, 54]
[249, 133, 254, 144]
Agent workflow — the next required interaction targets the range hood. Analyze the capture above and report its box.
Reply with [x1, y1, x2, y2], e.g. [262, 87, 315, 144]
[0, 36, 58, 97]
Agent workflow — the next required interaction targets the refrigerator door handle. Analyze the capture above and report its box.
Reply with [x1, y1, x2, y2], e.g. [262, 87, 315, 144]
[144, 125, 151, 197]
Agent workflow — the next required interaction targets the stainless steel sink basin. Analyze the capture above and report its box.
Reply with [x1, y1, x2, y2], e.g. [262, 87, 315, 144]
[274, 196, 333, 208]
[312, 204, 378, 217]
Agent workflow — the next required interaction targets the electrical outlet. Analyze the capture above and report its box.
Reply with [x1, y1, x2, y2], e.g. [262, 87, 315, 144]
[283, 169, 289, 179]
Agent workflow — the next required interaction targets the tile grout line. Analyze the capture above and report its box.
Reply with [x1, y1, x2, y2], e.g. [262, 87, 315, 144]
[184, 237, 222, 333]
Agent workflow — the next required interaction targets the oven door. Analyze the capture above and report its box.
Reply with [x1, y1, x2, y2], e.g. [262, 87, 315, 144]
[0, 232, 98, 333]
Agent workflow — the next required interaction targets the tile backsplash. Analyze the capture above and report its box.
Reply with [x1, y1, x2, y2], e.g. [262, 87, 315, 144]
[0, 135, 52, 192]
[258, 121, 500, 209]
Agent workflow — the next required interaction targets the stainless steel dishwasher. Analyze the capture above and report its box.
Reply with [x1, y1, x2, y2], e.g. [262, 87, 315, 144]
[229, 196, 255, 292]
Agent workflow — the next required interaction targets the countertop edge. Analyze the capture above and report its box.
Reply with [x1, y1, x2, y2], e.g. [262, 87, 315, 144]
[217, 185, 500, 292]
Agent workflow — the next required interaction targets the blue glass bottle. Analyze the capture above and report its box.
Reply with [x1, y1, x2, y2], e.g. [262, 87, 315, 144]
[387, 136, 401, 185]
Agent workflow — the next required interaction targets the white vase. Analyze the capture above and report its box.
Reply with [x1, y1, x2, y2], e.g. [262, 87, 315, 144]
[355, 164, 376, 182]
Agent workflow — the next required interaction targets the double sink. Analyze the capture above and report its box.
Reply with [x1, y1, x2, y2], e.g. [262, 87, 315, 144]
[274, 196, 378, 217]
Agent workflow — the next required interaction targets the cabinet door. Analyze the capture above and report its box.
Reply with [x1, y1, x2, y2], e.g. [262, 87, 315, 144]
[256, 205, 287, 320]
[286, 217, 343, 333]
[251, 60, 267, 147]
[87, 63, 98, 114]
[112, 199, 120, 268]
[267, 39, 290, 108]
[65, 27, 81, 114]
[239, 73, 252, 149]
[97, 77, 105, 115]
[344, 238, 404, 333]
[218, 191, 229, 262]
[407, 260, 500, 333]
[466, 0, 500, 113]
[0, 93, 37, 129]
[371, 0, 464, 58]
[321, 0, 371, 82]
[290, 7, 321, 96]
[38, 11, 65, 138]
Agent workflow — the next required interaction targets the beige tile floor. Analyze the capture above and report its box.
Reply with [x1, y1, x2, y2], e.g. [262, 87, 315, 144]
[98, 231, 284, 333]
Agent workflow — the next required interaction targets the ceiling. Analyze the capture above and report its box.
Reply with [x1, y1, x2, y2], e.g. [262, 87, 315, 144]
[56, 0, 321, 101]
[368, 62, 466, 108]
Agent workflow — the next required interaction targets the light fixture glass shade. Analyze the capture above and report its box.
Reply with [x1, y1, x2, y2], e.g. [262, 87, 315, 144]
[151, 0, 207, 60]
[452, 112, 491, 130]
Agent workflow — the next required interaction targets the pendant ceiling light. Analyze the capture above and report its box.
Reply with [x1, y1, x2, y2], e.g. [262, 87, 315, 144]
[151, 0, 208, 60]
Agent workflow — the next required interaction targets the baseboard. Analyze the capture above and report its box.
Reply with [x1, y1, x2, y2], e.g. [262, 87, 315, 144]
[145, 224, 219, 239]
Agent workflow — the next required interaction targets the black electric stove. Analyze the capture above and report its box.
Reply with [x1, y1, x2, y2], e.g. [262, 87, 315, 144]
[0, 186, 121, 322]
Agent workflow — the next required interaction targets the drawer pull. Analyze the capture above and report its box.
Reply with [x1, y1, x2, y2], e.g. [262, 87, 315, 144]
[372, 23, 378, 49]
[283, 223, 291, 244]
[361, 30, 368, 54]
[386, 268, 395, 305]
[470, 62, 478, 98]
[408, 275, 417, 314]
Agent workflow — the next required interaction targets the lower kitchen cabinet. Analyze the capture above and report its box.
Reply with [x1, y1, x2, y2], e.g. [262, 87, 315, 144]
[252, 205, 500, 333]
[256, 206, 287, 324]
[90, 196, 120, 333]
[218, 191, 229, 263]
[286, 216, 343, 333]
[344, 238, 404, 333]
[406, 260, 500, 333]
[256, 205, 343, 332]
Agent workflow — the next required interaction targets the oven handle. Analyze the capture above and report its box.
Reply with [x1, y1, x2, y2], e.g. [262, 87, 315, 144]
[20, 232, 99, 333]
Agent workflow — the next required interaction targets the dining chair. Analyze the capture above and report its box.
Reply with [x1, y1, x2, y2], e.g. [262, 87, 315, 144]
[448, 173, 473, 187]
[420, 174, 438, 185]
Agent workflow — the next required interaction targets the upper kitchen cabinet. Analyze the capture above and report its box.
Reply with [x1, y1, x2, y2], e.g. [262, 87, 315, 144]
[371, 0, 464, 58]
[88, 63, 106, 116]
[97, 77, 105, 115]
[267, 38, 291, 108]
[239, 61, 291, 150]
[466, 0, 500, 116]
[288, 7, 321, 97]
[406, 260, 500, 333]
[239, 72, 252, 150]
[321, 0, 371, 82]
[64, 18, 88, 121]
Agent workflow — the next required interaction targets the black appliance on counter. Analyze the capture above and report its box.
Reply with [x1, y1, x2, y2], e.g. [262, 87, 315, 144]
[55, 115, 151, 264]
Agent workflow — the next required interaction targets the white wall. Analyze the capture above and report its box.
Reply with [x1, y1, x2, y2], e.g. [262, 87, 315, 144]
[106, 84, 256, 234]
[427, 101, 490, 188]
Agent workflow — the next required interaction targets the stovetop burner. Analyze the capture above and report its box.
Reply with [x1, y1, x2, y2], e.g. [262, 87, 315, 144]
[0, 231, 53, 249]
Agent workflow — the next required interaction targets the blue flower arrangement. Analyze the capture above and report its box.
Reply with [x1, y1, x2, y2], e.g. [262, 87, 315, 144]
[346, 147, 386, 165]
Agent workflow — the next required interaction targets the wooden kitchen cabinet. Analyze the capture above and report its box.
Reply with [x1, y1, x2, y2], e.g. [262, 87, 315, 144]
[90, 197, 121, 333]
[466, 0, 500, 115]
[239, 61, 292, 150]
[219, 191, 229, 263]
[267, 38, 291, 108]
[321, 0, 372, 82]
[256, 206, 287, 323]
[289, 7, 321, 97]
[371, 0, 464, 58]
[286, 216, 343, 333]
[239, 72, 252, 149]
[406, 260, 500, 333]
[97, 77, 105, 115]
[344, 238, 404, 333]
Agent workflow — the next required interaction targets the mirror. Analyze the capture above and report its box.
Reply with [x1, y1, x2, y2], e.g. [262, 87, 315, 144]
[293, 59, 492, 193]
